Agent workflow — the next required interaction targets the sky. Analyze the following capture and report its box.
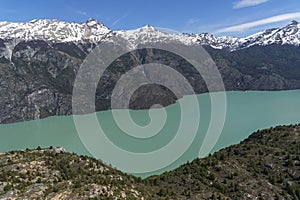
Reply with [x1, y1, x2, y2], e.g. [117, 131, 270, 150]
[0, 0, 300, 37]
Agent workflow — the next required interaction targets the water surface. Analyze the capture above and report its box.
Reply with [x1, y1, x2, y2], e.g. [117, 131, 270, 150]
[1, 90, 300, 177]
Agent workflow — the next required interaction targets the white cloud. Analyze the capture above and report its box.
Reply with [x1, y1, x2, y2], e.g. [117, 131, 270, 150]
[233, 0, 269, 9]
[111, 14, 128, 26]
[76, 10, 88, 17]
[0, 8, 18, 14]
[216, 12, 300, 33]
[187, 18, 201, 25]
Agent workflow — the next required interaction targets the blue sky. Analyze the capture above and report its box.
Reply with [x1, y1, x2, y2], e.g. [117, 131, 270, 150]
[0, 0, 300, 37]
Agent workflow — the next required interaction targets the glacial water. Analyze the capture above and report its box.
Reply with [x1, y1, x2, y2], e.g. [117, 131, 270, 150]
[0, 90, 300, 178]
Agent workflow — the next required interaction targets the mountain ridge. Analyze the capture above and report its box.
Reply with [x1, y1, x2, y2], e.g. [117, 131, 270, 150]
[0, 19, 300, 52]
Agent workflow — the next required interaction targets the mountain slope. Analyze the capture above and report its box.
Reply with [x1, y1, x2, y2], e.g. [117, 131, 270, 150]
[241, 20, 300, 48]
[0, 147, 149, 199]
[0, 124, 299, 199]
[1, 20, 300, 124]
[146, 124, 300, 199]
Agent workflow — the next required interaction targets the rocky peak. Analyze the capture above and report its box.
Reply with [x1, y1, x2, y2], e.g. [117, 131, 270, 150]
[0, 19, 112, 43]
[290, 20, 299, 25]
[140, 24, 157, 32]
[85, 18, 106, 28]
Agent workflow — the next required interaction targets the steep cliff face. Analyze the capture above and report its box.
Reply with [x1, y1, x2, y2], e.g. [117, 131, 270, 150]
[0, 41, 79, 123]
[1, 20, 300, 123]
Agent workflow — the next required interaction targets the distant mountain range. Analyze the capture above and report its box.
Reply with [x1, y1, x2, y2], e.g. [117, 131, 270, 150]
[1, 19, 300, 123]
[1, 124, 299, 199]
[0, 19, 300, 56]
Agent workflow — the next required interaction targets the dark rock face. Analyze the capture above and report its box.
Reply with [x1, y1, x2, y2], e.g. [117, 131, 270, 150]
[1, 40, 300, 124]
[205, 45, 300, 90]
[0, 40, 82, 123]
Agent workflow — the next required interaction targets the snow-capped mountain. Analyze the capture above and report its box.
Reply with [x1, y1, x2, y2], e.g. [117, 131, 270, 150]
[240, 20, 300, 48]
[0, 18, 112, 43]
[116, 20, 300, 50]
[116, 25, 195, 47]
[0, 19, 300, 51]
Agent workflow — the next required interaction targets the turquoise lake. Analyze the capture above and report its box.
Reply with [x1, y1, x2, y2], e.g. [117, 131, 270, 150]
[1, 90, 300, 178]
